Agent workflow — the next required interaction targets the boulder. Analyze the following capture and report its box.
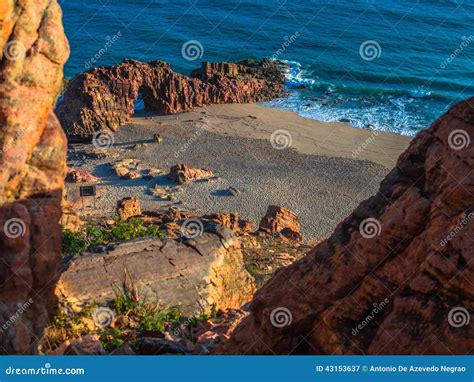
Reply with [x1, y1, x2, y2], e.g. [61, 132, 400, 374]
[0, 0, 69, 354]
[168, 164, 214, 184]
[117, 197, 141, 221]
[66, 168, 98, 183]
[258, 206, 302, 241]
[203, 212, 253, 235]
[55, 229, 256, 316]
[218, 98, 474, 355]
[56, 59, 285, 141]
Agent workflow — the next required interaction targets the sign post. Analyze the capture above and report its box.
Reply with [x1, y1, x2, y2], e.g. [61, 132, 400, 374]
[79, 185, 97, 208]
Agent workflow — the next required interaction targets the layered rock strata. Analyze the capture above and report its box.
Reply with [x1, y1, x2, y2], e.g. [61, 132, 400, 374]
[56, 228, 256, 316]
[57, 59, 285, 141]
[0, 0, 69, 354]
[218, 98, 474, 355]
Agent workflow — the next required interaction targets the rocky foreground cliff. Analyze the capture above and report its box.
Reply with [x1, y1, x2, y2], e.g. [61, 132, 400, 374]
[217, 99, 474, 354]
[0, 0, 69, 354]
[57, 59, 285, 141]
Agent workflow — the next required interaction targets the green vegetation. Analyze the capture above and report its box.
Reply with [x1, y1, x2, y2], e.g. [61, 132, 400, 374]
[41, 273, 217, 354]
[62, 218, 166, 257]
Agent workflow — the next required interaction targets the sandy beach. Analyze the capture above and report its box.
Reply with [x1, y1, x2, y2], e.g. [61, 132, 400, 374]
[67, 104, 411, 241]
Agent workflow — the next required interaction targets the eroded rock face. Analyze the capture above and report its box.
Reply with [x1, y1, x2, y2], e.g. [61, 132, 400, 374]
[56, 228, 256, 316]
[168, 164, 214, 184]
[218, 99, 474, 355]
[0, 0, 69, 354]
[259, 206, 302, 242]
[56, 59, 285, 141]
[117, 197, 142, 221]
[203, 212, 254, 236]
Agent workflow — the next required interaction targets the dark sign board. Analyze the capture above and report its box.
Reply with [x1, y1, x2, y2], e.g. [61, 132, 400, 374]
[79, 185, 96, 197]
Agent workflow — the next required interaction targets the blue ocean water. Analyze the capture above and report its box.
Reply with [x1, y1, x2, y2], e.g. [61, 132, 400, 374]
[61, 0, 474, 136]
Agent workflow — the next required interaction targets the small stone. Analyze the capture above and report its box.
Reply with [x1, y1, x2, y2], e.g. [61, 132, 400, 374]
[149, 185, 168, 199]
[123, 171, 141, 180]
[66, 168, 99, 183]
[153, 133, 163, 144]
[57, 336, 106, 356]
[86, 150, 107, 160]
[143, 168, 162, 180]
[136, 338, 188, 355]
[228, 187, 241, 196]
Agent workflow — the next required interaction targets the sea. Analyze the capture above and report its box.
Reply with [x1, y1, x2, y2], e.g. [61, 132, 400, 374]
[61, 0, 474, 136]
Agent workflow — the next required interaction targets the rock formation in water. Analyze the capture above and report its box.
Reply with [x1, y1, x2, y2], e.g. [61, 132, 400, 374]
[218, 98, 474, 355]
[56, 59, 285, 142]
[0, 0, 69, 354]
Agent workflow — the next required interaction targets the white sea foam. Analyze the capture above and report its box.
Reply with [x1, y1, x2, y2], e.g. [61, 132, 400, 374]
[265, 60, 436, 136]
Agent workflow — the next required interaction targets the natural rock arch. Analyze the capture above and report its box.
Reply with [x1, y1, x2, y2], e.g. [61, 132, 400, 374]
[56, 59, 286, 142]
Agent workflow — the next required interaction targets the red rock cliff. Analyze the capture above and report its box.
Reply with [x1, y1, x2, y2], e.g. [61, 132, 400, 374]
[218, 98, 474, 354]
[56, 59, 285, 141]
[0, 0, 69, 354]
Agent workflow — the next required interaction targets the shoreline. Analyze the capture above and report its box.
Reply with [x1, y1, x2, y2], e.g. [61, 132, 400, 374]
[179, 103, 412, 168]
[67, 103, 411, 241]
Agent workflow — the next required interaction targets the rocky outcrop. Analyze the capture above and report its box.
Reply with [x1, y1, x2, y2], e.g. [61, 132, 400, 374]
[203, 212, 254, 235]
[218, 98, 474, 355]
[56, 228, 256, 315]
[56, 59, 285, 141]
[0, 0, 69, 354]
[168, 164, 214, 184]
[258, 206, 302, 242]
[117, 197, 142, 221]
